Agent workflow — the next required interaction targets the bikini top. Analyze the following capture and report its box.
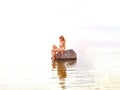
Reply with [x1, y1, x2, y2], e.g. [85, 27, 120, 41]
[59, 41, 65, 48]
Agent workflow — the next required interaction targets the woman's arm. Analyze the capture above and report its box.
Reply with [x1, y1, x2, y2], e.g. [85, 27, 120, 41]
[63, 41, 66, 50]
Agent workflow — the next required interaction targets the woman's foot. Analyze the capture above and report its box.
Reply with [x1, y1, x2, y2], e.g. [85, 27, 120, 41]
[52, 57, 55, 60]
[51, 57, 55, 60]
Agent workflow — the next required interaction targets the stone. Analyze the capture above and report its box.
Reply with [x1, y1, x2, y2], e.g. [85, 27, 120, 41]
[55, 49, 77, 60]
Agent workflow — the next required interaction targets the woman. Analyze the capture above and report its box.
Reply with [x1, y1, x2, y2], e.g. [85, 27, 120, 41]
[51, 35, 66, 60]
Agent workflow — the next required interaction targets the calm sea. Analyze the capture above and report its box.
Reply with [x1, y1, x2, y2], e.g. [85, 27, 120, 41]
[0, 41, 120, 90]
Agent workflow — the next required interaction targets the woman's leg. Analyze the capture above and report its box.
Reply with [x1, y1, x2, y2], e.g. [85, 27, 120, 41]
[51, 45, 64, 60]
[51, 50, 55, 60]
[52, 48, 64, 52]
[51, 44, 58, 60]
[53, 44, 58, 49]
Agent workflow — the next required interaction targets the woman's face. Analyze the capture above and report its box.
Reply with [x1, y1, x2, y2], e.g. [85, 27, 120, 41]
[59, 38, 62, 42]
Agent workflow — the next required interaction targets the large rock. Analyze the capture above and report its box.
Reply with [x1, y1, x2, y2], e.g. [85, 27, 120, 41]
[55, 49, 77, 60]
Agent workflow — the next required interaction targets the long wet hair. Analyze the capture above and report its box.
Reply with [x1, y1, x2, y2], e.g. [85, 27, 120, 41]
[59, 35, 65, 42]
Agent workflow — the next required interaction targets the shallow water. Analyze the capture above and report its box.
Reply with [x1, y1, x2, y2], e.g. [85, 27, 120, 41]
[0, 46, 120, 90]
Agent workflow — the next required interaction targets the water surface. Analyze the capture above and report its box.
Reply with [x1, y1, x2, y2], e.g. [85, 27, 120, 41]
[0, 45, 120, 90]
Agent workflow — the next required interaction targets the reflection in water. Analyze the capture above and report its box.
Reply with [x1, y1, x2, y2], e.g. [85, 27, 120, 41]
[52, 60, 76, 89]
[57, 60, 66, 79]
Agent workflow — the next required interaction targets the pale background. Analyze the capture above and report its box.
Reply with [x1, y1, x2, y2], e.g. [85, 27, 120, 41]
[0, 0, 120, 90]
[0, 0, 120, 61]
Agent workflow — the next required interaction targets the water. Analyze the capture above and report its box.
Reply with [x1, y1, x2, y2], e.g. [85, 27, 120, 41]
[0, 44, 120, 90]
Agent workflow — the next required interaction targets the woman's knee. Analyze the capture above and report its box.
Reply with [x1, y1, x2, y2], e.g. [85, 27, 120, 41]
[53, 44, 57, 49]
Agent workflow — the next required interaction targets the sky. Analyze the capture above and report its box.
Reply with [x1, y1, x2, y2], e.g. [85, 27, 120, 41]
[0, 0, 120, 61]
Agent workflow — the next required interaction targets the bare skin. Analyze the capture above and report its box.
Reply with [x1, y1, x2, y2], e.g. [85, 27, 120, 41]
[51, 36, 66, 60]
